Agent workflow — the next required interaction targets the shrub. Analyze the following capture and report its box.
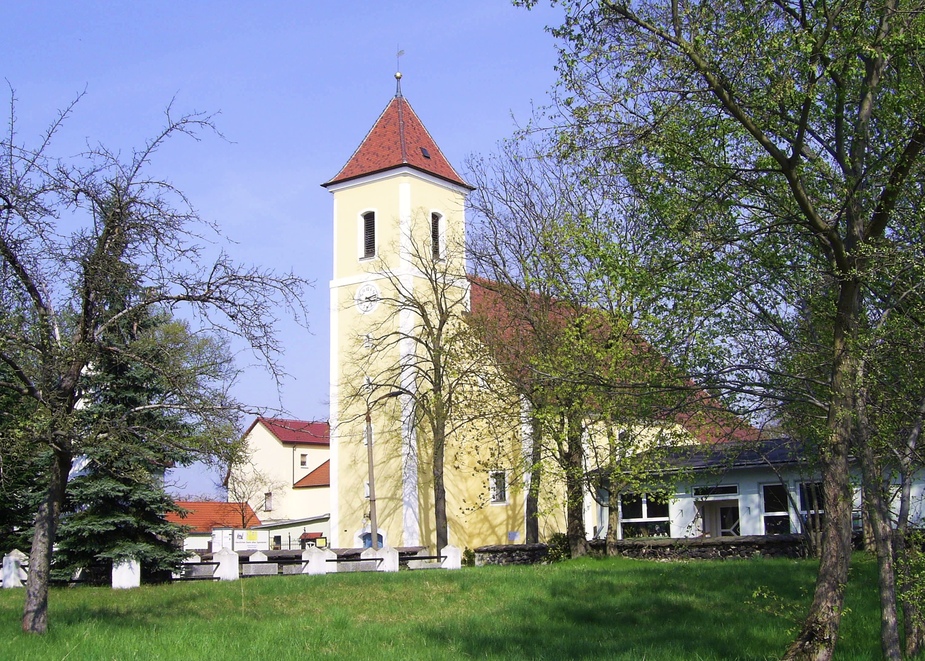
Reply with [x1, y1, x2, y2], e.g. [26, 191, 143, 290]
[545, 532, 571, 563]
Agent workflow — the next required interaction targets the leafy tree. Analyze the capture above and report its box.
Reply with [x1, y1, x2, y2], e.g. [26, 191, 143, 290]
[0, 93, 307, 634]
[52, 301, 231, 584]
[521, 0, 925, 657]
[467, 138, 711, 556]
[0, 385, 43, 553]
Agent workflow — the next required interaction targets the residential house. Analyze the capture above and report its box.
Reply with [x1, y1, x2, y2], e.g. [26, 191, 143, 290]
[229, 417, 331, 548]
[592, 438, 925, 541]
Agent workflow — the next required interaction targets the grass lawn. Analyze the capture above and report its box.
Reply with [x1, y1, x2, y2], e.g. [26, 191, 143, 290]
[0, 553, 888, 660]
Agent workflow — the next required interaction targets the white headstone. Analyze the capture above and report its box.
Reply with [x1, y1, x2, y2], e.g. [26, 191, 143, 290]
[112, 558, 141, 589]
[350, 547, 379, 572]
[2, 549, 28, 588]
[376, 545, 399, 572]
[214, 547, 239, 581]
[441, 545, 462, 570]
[249, 550, 268, 562]
[303, 547, 335, 575]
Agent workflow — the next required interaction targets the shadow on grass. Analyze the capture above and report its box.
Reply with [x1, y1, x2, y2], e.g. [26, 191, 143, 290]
[420, 558, 817, 660]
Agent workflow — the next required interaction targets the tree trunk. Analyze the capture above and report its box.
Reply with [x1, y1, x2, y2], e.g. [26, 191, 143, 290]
[896, 528, 924, 658]
[857, 383, 901, 660]
[22, 448, 72, 634]
[784, 280, 860, 661]
[606, 476, 620, 554]
[896, 396, 925, 657]
[564, 411, 588, 558]
[525, 410, 542, 544]
[433, 419, 448, 551]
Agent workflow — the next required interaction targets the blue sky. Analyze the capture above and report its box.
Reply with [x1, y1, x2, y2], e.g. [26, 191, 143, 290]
[4, 2, 563, 495]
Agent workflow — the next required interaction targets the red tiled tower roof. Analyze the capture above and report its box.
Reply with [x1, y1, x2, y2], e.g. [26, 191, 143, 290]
[323, 92, 471, 189]
[248, 417, 330, 446]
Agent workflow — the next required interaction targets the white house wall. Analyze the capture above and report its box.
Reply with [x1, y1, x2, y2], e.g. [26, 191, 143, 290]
[592, 464, 925, 541]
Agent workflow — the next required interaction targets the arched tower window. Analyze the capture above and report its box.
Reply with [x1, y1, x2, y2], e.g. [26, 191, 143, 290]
[362, 211, 376, 259]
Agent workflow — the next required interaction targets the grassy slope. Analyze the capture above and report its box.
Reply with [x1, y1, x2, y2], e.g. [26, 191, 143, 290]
[0, 554, 886, 660]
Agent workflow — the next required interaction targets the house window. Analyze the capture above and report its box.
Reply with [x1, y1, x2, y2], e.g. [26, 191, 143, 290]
[799, 481, 824, 533]
[272, 535, 282, 551]
[762, 483, 791, 535]
[431, 212, 442, 260]
[620, 493, 670, 538]
[362, 211, 375, 259]
[300, 453, 308, 468]
[264, 491, 273, 512]
[489, 471, 507, 504]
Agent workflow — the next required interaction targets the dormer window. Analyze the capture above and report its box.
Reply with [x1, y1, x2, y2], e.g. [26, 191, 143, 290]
[431, 212, 442, 260]
[362, 212, 375, 259]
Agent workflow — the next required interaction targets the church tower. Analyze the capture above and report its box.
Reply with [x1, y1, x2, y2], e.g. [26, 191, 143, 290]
[322, 75, 472, 549]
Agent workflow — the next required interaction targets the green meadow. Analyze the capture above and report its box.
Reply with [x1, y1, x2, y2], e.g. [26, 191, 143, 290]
[0, 554, 892, 660]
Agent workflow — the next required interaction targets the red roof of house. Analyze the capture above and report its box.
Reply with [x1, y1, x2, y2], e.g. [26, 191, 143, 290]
[167, 501, 261, 533]
[323, 92, 470, 189]
[249, 418, 330, 446]
[293, 460, 330, 489]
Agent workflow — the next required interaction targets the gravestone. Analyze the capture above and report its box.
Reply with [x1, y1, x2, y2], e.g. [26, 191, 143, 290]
[376, 545, 399, 572]
[214, 547, 239, 581]
[441, 545, 462, 570]
[2, 550, 28, 588]
[304, 547, 335, 575]
[112, 558, 141, 589]
[242, 550, 276, 576]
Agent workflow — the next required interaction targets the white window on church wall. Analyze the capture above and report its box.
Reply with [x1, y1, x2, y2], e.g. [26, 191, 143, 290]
[264, 491, 273, 512]
[300, 453, 308, 468]
[489, 471, 507, 504]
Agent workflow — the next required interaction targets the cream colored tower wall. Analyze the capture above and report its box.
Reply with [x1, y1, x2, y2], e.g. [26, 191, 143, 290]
[329, 168, 469, 549]
[238, 423, 330, 522]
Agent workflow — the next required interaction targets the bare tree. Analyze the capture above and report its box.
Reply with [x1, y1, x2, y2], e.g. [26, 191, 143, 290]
[223, 458, 286, 528]
[344, 222, 516, 551]
[0, 92, 308, 634]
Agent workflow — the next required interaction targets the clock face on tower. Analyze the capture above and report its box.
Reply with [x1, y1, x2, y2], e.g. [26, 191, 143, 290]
[354, 282, 380, 314]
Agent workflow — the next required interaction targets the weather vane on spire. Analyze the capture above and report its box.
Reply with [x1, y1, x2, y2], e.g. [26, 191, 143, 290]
[395, 46, 405, 96]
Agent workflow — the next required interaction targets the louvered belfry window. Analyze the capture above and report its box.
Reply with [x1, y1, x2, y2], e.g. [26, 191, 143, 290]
[363, 212, 375, 258]
[431, 212, 441, 260]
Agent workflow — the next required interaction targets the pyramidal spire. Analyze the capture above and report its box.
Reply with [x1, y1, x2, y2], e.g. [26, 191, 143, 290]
[322, 75, 471, 190]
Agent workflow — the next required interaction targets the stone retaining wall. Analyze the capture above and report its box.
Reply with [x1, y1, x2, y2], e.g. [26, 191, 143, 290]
[473, 543, 549, 566]
[474, 535, 807, 566]
[590, 534, 807, 560]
